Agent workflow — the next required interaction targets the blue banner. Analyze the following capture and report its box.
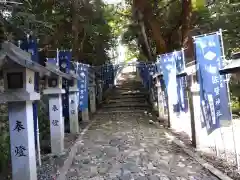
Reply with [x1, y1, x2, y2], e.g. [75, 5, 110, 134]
[195, 33, 231, 134]
[58, 51, 71, 122]
[138, 64, 144, 85]
[113, 64, 120, 80]
[147, 63, 156, 89]
[28, 38, 39, 146]
[156, 58, 169, 112]
[159, 53, 178, 110]
[176, 78, 188, 113]
[78, 63, 89, 110]
[108, 64, 114, 85]
[175, 51, 188, 113]
[102, 64, 108, 90]
[101, 64, 114, 90]
[137, 62, 152, 88]
[143, 65, 149, 88]
[69, 61, 77, 74]
[47, 58, 57, 65]
[19, 36, 39, 146]
[156, 60, 162, 74]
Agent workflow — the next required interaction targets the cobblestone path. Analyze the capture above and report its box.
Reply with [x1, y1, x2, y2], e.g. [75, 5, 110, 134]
[65, 72, 219, 180]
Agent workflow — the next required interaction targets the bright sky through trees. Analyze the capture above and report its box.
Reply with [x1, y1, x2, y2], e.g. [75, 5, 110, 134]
[103, 0, 122, 4]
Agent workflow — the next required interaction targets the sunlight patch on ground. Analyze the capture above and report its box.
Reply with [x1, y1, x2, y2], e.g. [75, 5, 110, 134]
[121, 65, 136, 73]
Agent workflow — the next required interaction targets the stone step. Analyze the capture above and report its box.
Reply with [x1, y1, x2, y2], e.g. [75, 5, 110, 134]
[109, 94, 146, 98]
[115, 85, 144, 89]
[102, 103, 149, 108]
[109, 96, 146, 101]
[97, 109, 147, 114]
[106, 99, 147, 104]
[115, 84, 143, 87]
[114, 89, 145, 93]
[100, 106, 150, 112]
[114, 89, 147, 92]
[112, 93, 147, 98]
[108, 97, 146, 102]
[114, 86, 145, 89]
[117, 91, 147, 95]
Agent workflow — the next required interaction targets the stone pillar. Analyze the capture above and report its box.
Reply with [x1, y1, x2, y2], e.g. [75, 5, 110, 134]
[113, 66, 117, 86]
[82, 109, 89, 121]
[69, 91, 79, 133]
[109, 84, 113, 89]
[98, 80, 103, 103]
[8, 101, 37, 180]
[156, 84, 165, 118]
[0, 56, 41, 180]
[150, 87, 155, 108]
[167, 94, 175, 129]
[48, 94, 65, 154]
[135, 67, 140, 82]
[89, 85, 96, 113]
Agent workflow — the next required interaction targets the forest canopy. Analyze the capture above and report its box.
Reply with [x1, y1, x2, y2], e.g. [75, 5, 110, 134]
[0, 0, 239, 63]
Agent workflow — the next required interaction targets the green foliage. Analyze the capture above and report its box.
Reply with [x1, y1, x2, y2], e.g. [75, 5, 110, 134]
[0, 111, 10, 173]
[0, 101, 9, 172]
[38, 98, 50, 142]
[2, 0, 120, 65]
[122, 0, 240, 60]
[188, 0, 240, 57]
[229, 78, 240, 113]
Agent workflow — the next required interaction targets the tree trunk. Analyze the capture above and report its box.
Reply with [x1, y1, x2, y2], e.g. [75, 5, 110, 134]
[72, 0, 81, 61]
[138, 12, 153, 60]
[133, 0, 167, 54]
[181, 0, 192, 47]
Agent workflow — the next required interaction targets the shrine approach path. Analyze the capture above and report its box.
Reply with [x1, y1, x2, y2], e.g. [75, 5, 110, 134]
[59, 72, 219, 180]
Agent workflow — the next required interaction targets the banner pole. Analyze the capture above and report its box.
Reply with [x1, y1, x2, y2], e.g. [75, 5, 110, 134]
[213, 134, 219, 156]
[193, 30, 221, 39]
[215, 29, 228, 161]
[181, 48, 186, 70]
[219, 119, 228, 161]
[216, 29, 229, 161]
[56, 48, 59, 67]
[219, 28, 239, 169]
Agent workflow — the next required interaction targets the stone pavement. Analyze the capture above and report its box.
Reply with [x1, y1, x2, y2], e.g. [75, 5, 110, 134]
[64, 72, 219, 180]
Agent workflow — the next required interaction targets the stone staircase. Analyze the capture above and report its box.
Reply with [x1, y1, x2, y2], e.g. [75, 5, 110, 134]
[100, 72, 151, 113]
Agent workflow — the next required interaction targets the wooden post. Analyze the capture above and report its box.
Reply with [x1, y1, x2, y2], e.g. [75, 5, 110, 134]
[189, 82, 202, 149]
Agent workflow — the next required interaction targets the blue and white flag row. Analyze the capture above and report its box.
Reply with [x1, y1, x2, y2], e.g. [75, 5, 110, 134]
[194, 32, 231, 134]
[157, 50, 188, 114]
[136, 30, 231, 134]
[136, 62, 156, 89]
[150, 30, 231, 134]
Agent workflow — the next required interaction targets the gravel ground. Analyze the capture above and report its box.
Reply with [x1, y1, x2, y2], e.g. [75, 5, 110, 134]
[64, 111, 219, 180]
[60, 72, 220, 180]
[172, 130, 240, 180]
[37, 122, 88, 180]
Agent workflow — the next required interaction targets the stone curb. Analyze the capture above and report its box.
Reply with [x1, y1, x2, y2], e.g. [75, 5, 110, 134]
[56, 119, 96, 180]
[165, 131, 233, 180]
